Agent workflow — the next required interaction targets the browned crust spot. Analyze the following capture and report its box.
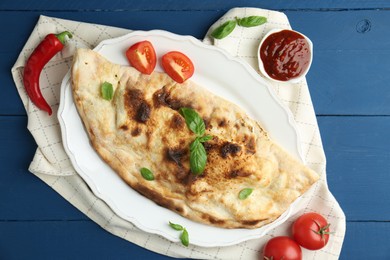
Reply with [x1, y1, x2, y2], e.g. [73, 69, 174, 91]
[133, 183, 184, 214]
[244, 135, 256, 154]
[240, 219, 264, 226]
[131, 127, 141, 136]
[125, 89, 151, 123]
[152, 87, 192, 111]
[170, 114, 185, 129]
[218, 118, 227, 127]
[201, 213, 226, 225]
[220, 142, 242, 158]
[136, 102, 151, 123]
[228, 169, 251, 178]
[165, 147, 187, 166]
[119, 125, 128, 131]
[153, 87, 168, 108]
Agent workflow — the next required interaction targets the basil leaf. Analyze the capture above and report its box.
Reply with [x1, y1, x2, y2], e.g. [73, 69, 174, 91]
[169, 221, 184, 231]
[238, 188, 253, 200]
[179, 108, 205, 136]
[211, 20, 237, 39]
[198, 135, 212, 143]
[237, 16, 267, 27]
[140, 167, 154, 181]
[101, 81, 113, 100]
[190, 138, 207, 175]
[180, 228, 189, 247]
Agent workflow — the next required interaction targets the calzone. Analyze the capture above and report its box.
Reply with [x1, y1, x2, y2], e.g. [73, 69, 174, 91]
[71, 48, 319, 229]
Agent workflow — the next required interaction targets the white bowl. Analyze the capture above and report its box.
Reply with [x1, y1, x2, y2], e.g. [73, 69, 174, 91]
[258, 28, 313, 84]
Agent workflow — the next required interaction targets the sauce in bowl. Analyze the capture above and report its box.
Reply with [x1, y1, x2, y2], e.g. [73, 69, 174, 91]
[259, 29, 312, 82]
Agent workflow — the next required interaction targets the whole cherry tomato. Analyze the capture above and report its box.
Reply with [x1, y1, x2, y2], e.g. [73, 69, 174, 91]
[292, 212, 331, 250]
[126, 41, 157, 75]
[263, 236, 302, 260]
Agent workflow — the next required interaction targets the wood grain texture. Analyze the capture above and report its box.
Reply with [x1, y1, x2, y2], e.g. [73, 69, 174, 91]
[1, 0, 390, 11]
[319, 116, 390, 221]
[341, 222, 390, 258]
[2, 1, 389, 259]
[0, 221, 178, 260]
[289, 10, 390, 115]
[4, 10, 390, 115]
[0, 221, 389, 259]
[0, 117, 87, 220]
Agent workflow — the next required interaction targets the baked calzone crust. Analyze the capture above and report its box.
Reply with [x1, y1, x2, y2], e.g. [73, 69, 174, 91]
[71, 48, 319, 229]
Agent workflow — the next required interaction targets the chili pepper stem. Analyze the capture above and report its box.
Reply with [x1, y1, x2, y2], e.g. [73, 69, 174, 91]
[56, 31, 73, 45]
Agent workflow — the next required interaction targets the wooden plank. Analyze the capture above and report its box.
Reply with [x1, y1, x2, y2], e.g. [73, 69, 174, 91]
[0, 220, 389, 259]
[0, 221, 177, 260]
[308, 49, 390, 115]
[3, 10, 390, 115]
[2, 53, 26, 115]
[0, 116, 87, 220]
[1, 0, 390, 11]
[318, 116, 390, 221]
[287, 10, 390, 115]
[341, 222, 390, 259]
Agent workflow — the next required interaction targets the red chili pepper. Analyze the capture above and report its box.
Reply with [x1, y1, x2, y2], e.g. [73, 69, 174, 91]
[23, 31, 72, 115]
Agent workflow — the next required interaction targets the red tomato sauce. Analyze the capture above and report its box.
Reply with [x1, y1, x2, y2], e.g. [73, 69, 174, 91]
[260, 30, 311, 81]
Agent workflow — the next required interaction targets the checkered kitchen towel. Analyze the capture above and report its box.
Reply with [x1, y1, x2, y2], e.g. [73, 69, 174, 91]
[11, 7, 345, 259]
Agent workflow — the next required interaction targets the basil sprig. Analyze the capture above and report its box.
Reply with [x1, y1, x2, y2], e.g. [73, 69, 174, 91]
[180, 107, 205, 136]
[189, 137, 207, 175]
[180, 228, 189, 247]
[236, 16, 267, 27]
[169, 222, 189, 247]
[211, 15, 267, 39]
[169, 222, 184, 231]
[101, 81, 113, 100]
[140, 167, 154, 181]
[211, 20, 237, 39]
[179, 108, 212, 175]
[238, 188, 253, 200]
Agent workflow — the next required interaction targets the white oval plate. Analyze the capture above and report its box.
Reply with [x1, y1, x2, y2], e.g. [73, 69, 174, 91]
[58, 30, 304, 247]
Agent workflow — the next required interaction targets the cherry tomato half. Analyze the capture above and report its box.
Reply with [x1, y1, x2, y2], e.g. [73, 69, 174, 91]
[292, 212, 331, 250]
[161, 51, 194, 83]
[263, 236, 302, 260]
[126, 41, 157, 75]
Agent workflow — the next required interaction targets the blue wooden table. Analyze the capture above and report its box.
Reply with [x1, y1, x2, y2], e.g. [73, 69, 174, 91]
[1, 1, 389, 259]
